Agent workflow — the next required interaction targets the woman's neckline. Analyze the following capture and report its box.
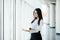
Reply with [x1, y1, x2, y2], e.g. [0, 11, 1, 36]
[35, 18, 39, 20]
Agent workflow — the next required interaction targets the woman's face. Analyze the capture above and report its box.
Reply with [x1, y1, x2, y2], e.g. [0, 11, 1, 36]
[33, 10, 38, 18]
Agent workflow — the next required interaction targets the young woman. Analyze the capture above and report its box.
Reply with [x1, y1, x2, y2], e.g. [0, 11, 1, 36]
[23, 8, 43, 40]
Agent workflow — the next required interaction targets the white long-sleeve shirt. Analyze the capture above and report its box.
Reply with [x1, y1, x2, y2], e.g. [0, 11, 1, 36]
[30, 19, 43, 33]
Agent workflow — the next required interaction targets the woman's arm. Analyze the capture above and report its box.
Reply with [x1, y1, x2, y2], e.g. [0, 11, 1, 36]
[22, 29, 30, 32]
[22, 28, 35, 32]
[40, 20, 44, 31]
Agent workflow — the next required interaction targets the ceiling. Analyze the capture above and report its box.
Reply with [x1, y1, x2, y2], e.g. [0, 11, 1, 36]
[38, 0, 56, 4]
[23, 0, 56, 9]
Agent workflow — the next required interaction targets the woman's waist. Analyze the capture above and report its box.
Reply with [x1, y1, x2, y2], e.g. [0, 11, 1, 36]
[31, 30, 40, 34]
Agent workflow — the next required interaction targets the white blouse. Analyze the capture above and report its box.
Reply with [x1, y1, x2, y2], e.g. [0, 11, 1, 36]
[30, 19, 43, 33]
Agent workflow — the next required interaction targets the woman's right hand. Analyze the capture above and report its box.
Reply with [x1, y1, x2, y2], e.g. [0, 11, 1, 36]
[22, 29, 30, 32]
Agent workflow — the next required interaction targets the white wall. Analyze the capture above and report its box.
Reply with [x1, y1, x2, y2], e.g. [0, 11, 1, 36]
[16, 0, 22, 40]
[4, 0, 12, 40]
[4, 0, 16, 40]
[56, 0, 60, 33]
[0, 0, 4, 40]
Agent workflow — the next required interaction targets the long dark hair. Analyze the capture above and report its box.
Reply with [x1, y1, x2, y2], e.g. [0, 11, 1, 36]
[31, 8, 43, 25]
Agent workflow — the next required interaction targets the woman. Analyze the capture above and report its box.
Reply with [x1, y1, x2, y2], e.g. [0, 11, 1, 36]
[23, 8, 43, 40]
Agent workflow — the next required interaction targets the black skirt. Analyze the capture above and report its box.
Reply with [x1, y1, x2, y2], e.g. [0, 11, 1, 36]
[30, 31, 42, 40]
